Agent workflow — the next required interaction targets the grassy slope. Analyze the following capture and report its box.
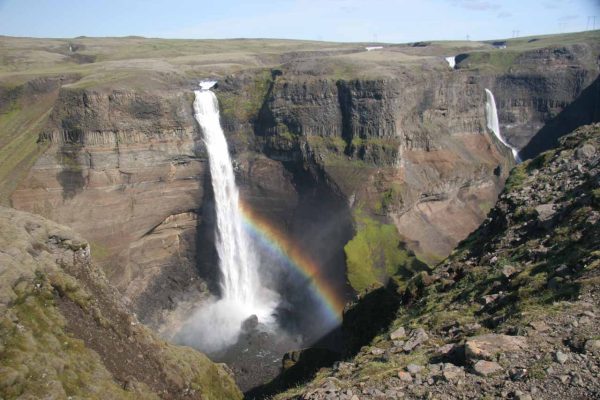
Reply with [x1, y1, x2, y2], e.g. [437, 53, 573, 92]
[0, 91, 53, 206]
[0, 206, 242, 399]
[455, 30, 600, 72]
[344, 209, 428, 293]
[2, 30, 597, 87]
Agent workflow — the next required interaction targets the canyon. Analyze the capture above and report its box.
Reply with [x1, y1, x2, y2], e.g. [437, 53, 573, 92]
[0, 31, 599, 397]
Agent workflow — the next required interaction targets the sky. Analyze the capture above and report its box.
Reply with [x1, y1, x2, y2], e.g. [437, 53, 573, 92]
[0, 0, 598, 43]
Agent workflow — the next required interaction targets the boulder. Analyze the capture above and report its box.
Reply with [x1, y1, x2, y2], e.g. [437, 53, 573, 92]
[403, 328, 429, 352]
[241, 314, 258, 332]
[370, 347, 385, 356]
[502, 265, 517, 278]
[390, 326, 406, 340]
[441, 364, 465, 382]
[575, 144, 596, 159]
[535, 203, 556, 228]
[584, 339, 600, 354]
[397, 371, 413, 382]
[555, 350, 568, 364]
[406, 364, 423, 374]
[528, 320, 549, 332]
[465, 334, 527, 362]
[473, 360, 503, 376]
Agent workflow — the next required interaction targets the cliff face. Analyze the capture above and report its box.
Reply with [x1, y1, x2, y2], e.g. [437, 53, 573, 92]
[11, 88, 210, 326]
[241, 39, 599, 269]
[473, 42, 599, 151]
[7, 33, 600, 321]
[248, 71, 512, 265]
[0, 206, 242, 399]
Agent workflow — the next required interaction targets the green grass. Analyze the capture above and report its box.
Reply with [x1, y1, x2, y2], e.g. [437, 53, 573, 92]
[504, 163, 527, 191]
[1, 30, 596, 90]
[344, 209, 428, 293]
[458, 50, 521, 72]
[1, 282, 148, 400]
[217, 68, 272, 122]
[0, 88, 54, 206]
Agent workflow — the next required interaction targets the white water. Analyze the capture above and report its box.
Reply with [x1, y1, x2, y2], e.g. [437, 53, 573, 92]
[178, 82, 278, 353]
[445, 56, 456, 69]
[484, 88, 521, 162]
[199, 80, 217, 90]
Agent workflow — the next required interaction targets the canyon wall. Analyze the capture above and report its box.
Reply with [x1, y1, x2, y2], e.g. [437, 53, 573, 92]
[10, 39, 600, 319]
[11, 89, 210, 325]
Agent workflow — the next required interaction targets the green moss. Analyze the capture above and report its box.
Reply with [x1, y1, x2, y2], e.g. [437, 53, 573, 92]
[592, 188, 600, 208]
[0, 88, 54, 206]
[504, 163, 527, 191]
[47, 270, 91, 310]
[307, 135, 347, 154]
[526, 150, 555, 172]
[0, 286, 147, 400]
[374, 186, 402, 215]
[514, 206, 537, 222]
[459, 50, 520, 72]
[217, 69, 272, 123]
[478, 200, 493, 215]
[344, 210, 428, 293]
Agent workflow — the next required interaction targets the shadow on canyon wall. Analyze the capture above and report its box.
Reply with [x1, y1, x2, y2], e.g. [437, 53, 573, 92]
[520, 75, 600, 160]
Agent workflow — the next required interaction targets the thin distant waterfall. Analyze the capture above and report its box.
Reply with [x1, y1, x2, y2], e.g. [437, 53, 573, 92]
[484, 88, 521, 162]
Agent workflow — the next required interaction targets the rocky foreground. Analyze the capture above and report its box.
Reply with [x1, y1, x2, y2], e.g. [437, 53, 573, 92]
[274, 124, 600, 399]
[0, 207, 242, 399]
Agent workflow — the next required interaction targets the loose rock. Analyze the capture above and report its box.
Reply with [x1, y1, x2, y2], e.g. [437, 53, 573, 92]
[473, 360, 503, 377]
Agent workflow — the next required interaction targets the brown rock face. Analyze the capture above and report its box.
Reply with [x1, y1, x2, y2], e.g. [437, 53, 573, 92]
[488, 44, 599, 152]
[11, 88, 209, 324]
[252, 71, 513, 263]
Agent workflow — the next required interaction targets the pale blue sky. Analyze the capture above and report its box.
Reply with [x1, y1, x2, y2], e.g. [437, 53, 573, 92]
[0, 0, 598, 42]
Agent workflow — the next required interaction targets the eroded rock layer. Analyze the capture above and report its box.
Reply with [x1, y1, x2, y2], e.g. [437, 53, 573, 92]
[8, 33, 600, 322]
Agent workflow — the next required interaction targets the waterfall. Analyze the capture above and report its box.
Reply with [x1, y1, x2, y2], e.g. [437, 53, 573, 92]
[484, 88, 521, 162]
[176, 82, 277, 354]
[445, 56, 456, 69]
[193, 86, 258, 303]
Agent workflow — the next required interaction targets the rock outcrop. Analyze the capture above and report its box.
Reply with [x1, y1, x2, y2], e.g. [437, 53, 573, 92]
[272, 123, 600, 399]
[0, 206, 242, 399]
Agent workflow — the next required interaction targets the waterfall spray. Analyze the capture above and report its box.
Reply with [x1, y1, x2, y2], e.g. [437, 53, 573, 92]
[484, 88, 521, 162]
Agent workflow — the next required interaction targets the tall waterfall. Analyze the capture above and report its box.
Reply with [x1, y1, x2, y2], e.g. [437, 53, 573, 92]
[194, 85, 258, 304]
[176, 82, 277, 353]
[484, 88, 521, 162]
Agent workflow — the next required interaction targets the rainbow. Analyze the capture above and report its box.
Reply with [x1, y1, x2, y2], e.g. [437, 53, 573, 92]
[239, 200, 346, 323]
